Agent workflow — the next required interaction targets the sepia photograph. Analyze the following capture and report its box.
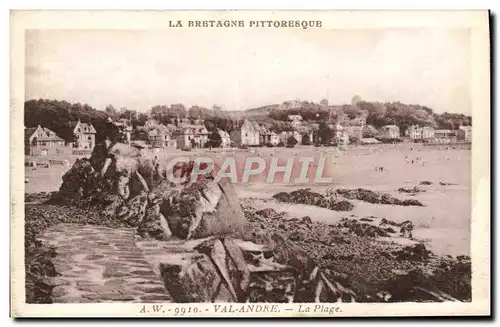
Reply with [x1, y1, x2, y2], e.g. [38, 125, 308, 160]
[10, 10, 490, 317]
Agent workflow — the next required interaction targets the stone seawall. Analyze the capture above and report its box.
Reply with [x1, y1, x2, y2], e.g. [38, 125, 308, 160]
[37, 223, 173, 303]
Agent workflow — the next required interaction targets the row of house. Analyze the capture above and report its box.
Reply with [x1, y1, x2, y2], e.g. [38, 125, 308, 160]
[26, 111, 472, 156]
[144, 117, 232, 150]
[25, 120, 97, 155]
[405, 125, 472, 142]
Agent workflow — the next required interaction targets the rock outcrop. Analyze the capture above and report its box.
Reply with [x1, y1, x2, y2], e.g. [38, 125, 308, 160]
[47, 142, 357, 303]
[335, 188, 424, 206]
[52, 141, 247, 241]
[272, 188, 355, 211]
[158, 235, 356, 303]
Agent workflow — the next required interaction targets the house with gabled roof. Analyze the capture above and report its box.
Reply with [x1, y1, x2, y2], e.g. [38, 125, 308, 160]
[71, 120, 97, 150]
[25, 125, 66, 155]
[457, 125, 472, 142]
[259, 126, 280, 146]
[217, 129, 232, 148]
[230, 119, 260, 146]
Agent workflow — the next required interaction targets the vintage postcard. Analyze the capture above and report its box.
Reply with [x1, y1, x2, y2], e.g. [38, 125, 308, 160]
[10, 10, 490, 317]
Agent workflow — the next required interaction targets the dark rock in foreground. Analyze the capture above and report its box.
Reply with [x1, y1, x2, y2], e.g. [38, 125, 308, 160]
[51, 141, 247, 241]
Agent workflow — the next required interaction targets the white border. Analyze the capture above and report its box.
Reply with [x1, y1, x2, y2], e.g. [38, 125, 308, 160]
[5, 5, 494, 322]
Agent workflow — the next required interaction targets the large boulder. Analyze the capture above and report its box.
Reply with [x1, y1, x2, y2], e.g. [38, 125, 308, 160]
[54, 141, 247, 240]
[158, 236, 305, 303]
[159, 252, 223, 302]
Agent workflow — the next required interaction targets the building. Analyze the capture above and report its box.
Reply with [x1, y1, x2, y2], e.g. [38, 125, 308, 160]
[258, 126, 280, 146]
[379, 125, 400, 139]
[25, 125, 66, 155]
[279, 131, 302, 145]
[71, 120, 96, 150]
[260, 131, 280, 146]
[191, 125, 210, 148]
[230, 119, 260, 146]
[145, 119, 160, 129]
[406, 125, 435, 140]
[147, 124, 172, 148]
[287, 114, 303, 128]
[175, 127, 195, 149]
[330, 123, 349, 146]
[109, 118, 133, 145]
[434, 129, 456, 139]
[218, 129, 232, 148]
[457, 125, 472, 142]
[338, 112, 367, 141]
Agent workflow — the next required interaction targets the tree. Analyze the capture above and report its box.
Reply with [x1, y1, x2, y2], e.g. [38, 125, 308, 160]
[207, 130, 222, 148]
[351, 95, 363, 106]
[320, 99, 329, 106]
[286, 136, 298, 148]
[105, 104, 118, 117]
[317, 122, 331, 145]
[349, 135, 361, 145]
[362, 125, 379, 138]
[301, 134, 311, 145]
[212, 105, 223, 117]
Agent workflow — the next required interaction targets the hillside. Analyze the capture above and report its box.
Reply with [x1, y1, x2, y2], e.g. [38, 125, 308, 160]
[24, 99, 472, 144]
[24, 99, 111, 143]
[244, 100, 472, 132]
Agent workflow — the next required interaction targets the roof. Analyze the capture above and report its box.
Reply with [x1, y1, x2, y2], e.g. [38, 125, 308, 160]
[259, 125, 270, 133]
[382, 125, 399, 129]
[459, 125, 472, 131]
[360, 138, 382, 144]
[193, 126, 208, 134]
[342, 119, 365, 127]
[25, 125, 65, 142]
[148, 124, 170, 136]
[25, 127, 37, 140]
[73, 121, 96, 134]
[217, 129, 230, 137]
[330, 123, 345, 131]
[38, 134, 65, 142]
[242, 119, 260, 133]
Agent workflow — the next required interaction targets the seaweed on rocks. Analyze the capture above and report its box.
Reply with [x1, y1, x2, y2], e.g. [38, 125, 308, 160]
[335, 188, 424, 207]
[393, 244, 432, 262]
[398, 186, 425, 194]
[272, 188, 355, 211]
[256, 208, 278, 218]
[272, 188, 329, 208]
[244, 204, 471, 302]
[330, 200, 355, 211]
[336, 218, 391, 238]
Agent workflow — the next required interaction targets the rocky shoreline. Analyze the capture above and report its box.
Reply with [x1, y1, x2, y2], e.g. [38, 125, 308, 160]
[242, 200, 471, 302]
[23, 141, 471, 304]
[25, 191, 471, 304]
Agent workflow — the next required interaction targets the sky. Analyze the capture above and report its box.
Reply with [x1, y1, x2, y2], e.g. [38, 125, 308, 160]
[25, 28, 471, 114]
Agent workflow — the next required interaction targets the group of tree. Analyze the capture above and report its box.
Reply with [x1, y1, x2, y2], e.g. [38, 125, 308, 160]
[25, 99, 111, 143]
[206, 130, 223, 148]
[263, 99, 471, 134]
[149, 104, 229, 125]
[25, 97, 472, 147]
